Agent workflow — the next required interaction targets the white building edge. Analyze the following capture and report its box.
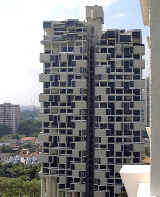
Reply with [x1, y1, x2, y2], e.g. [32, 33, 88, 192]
[120, 0, 160, 197]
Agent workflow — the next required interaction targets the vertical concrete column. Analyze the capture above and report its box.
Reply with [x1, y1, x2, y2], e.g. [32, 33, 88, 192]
[51, 177, 57, 197]
[75, 192, 79, 197]
[41, 177, 46, 197]
[49, 176, 52, 197]
[150, 0, 160, 196]
[46, 176, 50, 197]
[59, 191, 65, 197]
[41, 177, 43, 197]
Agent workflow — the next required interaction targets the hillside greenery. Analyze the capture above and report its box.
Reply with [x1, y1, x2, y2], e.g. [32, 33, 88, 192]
[0, 163, 41, 197]
[20, 110, 39, 121]
[0, 125, 12, 136]
[17, 120, 41, 136]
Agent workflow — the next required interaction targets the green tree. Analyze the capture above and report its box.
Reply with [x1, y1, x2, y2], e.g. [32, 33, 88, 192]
[18, 120, 41, 136]
[0, 165, 41, 196]
[0, 145, 13, 153]
[20, 110, 39, 121]
[0, 124, 11, 136]
[0, 163, 40, 180]
[11, 134, 19, 139]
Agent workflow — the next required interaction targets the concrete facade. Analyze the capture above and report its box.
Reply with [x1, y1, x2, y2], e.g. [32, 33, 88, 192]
[121, 0, 160, 196]
[0, 103, 20, 133]
[39, 5, 145, 197]
[150, 1, 160, 196]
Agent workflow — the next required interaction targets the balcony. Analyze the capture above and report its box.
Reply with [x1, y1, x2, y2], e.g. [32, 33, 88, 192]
[39, 114, 49, 122]
[38, 152, 49, 163]
[133, 45, 145, 55]
[40, 53, 50, 63]
[38, 133, 49, 143]
[39, 93, 49, 102]
[39, 73, 50, 82]
[134, 59, 145, 69]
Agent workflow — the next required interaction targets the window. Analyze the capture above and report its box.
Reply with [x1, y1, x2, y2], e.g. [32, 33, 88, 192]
[108, 116, 115, 122]
[124, 130, 132, 135]
[124, 48, 131, 58]
[133, 54, 140, 59]
[133, 75, 140, 80]
[116, 117, 122, 122]
[133, 89, 140, 95]
[120, 35, 131, 42]
[116, 68, 123, 72]
[67, 89, 73, 94]
[43, 22, 51, 28]
[133, 116, 140, 121]
[101, 48, 107, 53]
[133, 152, 140, 157]
[116, 138, 122, 143]
[106, 88, 110, 94]
[133, 158, 140, 163]
[124, 96, 132, 101]
[116, 75, 123, 80]
[124, 75, 132, 80]
[100, 81, 107, 87]
[116, 110, 123, 115]
[108, 75, 115, 80]
[116, 96, 122, 101]
[116, 89, 123, 94]
[76, 56, 82, 60]
[100, 103, 107, 108]
[124, 117, 132, 122]
[133, 131, 140, 136]
[116, 152, 122, 157]
[116, 158, 122, 164]
[60, 89, 66, 93]
[124, 138, 132, 142]
[132, 31, 140, 39]
[108, 48, 115, 58]
[133, 96, 140, 101]
[108, 96, 115, 101]
[133, 110, 140, 115]
[107, 31, 115, 38]
[124, 151, 131, 157]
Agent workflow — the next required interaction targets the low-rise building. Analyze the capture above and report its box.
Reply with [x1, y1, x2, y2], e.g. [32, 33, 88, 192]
[20, 137, 37, 144]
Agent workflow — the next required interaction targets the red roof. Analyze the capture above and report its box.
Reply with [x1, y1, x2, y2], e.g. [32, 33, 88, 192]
[21, 137, 36, 142]
[142, 156, 150, 164]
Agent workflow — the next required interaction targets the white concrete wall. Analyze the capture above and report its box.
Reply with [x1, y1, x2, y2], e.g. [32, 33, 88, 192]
[120, 165, 150, 197]
[150, 0, 160, 196]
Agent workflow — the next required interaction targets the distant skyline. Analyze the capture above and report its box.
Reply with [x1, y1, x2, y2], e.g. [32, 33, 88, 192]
[0, 0, 149, 105]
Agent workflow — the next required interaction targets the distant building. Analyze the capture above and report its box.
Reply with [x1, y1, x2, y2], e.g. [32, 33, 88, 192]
[20, 151, 39, 165]
[0, 153, 12, 162]
[20, 137, 37, 144]
[0, 103, 20, 133]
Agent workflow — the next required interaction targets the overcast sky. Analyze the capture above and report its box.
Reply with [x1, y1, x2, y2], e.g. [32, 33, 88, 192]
[0, 0, 149, 106]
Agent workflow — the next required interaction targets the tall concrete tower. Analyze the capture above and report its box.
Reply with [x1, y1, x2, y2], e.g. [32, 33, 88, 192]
[39, 5, 145, 197]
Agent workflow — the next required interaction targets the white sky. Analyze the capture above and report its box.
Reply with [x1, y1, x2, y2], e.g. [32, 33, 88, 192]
[0, 0, 119, 106]
[0, 0, 148, 106]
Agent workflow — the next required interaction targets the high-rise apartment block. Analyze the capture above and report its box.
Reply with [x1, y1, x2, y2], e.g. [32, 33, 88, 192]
[39, 5, 145, 197]
[0, 103, 20, 133]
